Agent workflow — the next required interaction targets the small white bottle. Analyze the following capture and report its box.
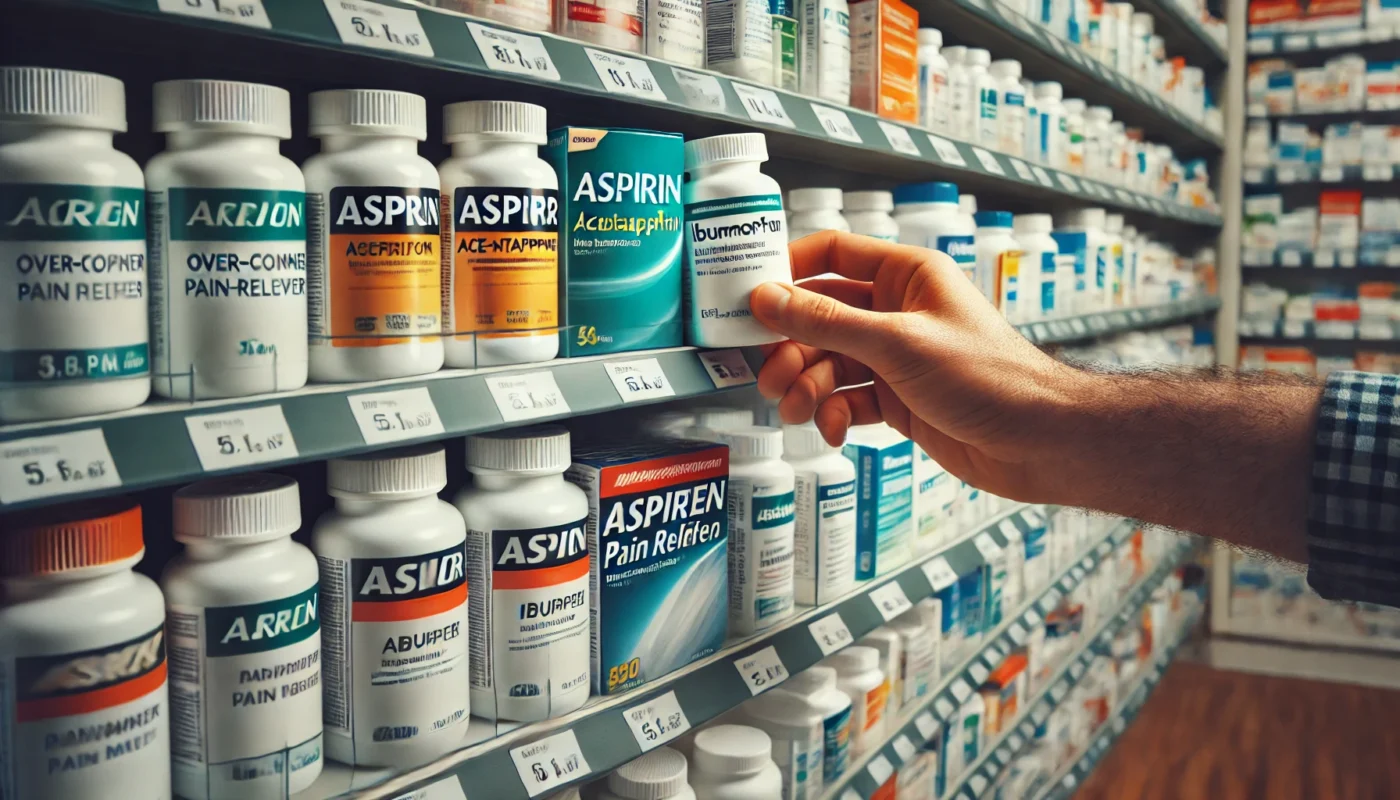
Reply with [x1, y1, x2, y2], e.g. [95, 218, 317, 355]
[1054, 208, 1109, 313]
[857, 627, 903, 716]
[1107, 120, 1128, 185]
[942, 46, 970, 140]
[163, 474, 322, 799]
[648, 0, 706, 67]
[691, 725, 784, 799]
[683, 133, 792, 348]
[1022, 77, 1040, 163]
[440, 100, 560, 369]
[0, 67, 150, 423]
[1130, 12, 1154, 86]
[146, 80, 307, 400]
[917, 29, 950, 133]
[989, 60, 1025, 157]
[455, 0, 551, 30]
[889, 608, 938, 703]
[304, 89, 443, 382]
[1120, 223, 1138, 306]
[787, 187, 850, 241]
[973, 210, 1020, 314]
[0, 501, 170, 800]
[1034, 82, 1065, 168]
[1103, 212, 1125, 307]
[705, 0, 775, 85]
[1013, 213, 1059, 321]
[312, 444, 470, 766]
[774, 666, 852, 785]
[782, 423, 857, 605]
[843, 191, 899, 241]
[966, 49, 998, 148]
[643, 408, 698, 437]
[601, 747, 697, 800]
[799, 0, 852, 104]
[1083, 105, 1114, 182]
[741, 689, 825, 797]
[1062, 98, 1087, 174]
[893, 182, 975, 283]
[719, 426, 796, 635]
[684, 406, 756, 441]
[455, 425, 590, 722]
[556, 0, 644, 51]
[822, 646, 886, 755]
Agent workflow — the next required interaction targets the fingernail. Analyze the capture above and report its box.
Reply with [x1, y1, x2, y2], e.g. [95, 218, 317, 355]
[750, 282, 792, 322]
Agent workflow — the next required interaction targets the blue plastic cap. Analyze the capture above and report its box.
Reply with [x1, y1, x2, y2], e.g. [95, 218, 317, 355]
[893, 181, 959, 205]
[974, 211, 1013, 228]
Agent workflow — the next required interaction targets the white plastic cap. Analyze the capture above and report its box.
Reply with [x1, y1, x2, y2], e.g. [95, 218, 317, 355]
[685, 132, 768, 169]
[844, 190, 894, 212]
[917, 28, 943, 48]
[309, 89, 427, 140]
[328, 443, 448, 498]
[965, 48, 991, 67]
[717, 426, 784, 460]
[1013, 213, 1053, 234]
[1109, 121, 1125, 135]
[642, 410, 696, 437]
[173, 474, 300, 542]
[1122, 224, 1138, 238]
[467, 424, 571, 474]
[783, 665, 839, 695]
[0, 67, 126, 132]
[153, 79, 291, 139]
[1058, 208, 1107, 229]
[1131, 11, 1154, 29]
[606, 746, 690, 800]
[1104, 213, 1124, 233]
[783, 423, 840, 457]
[958, 194, 977, 215]
[1035, 81, 1063, 101]
[990, 59, 1022, 80]
[692, 407, 755, 432]
[788, 187, 843, 211]
[825, 644, 880, 674]
[1086, 106, 1114, 122]
[444, 100, 546, 144]
[1062, 98, 1086, 114]
[693, 725, 773, 775]
[942, 45, 967, 63]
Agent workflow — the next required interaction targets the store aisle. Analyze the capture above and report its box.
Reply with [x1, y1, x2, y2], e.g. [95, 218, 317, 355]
[1076, 661, 1400, 799]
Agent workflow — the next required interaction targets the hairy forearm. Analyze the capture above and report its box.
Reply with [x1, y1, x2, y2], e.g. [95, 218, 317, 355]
[1044, 368, 1321, 563]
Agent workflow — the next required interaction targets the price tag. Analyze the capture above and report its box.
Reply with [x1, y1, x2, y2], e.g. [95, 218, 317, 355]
[809, 612, 854, 655]
[671, 68, 727, 111]
[840, 791, 862, 800]
[157, 0, 271, 27]
[1079, 556, 1093, 570]
[510, 730, 591, 797]
[467, 22, 560, 80]
[934, 696, 955, 719]
[347, 387, 444, 445]
[1063, 774, 1077, 789]
[605, 357, 674, 402]
[0, 429, 121, 505]
[184, 405, 297, 471]
[971, 147, 1006, 175]
[915, 712, 938, 740]
[869, 580, 912, 621]
[1320, 165, 1344, 183]
[986, 643, 1006, 662]
[1008, 158, 1034, 181]
[879, 121, 921, 155]
[1364, 163, 1394, 181]
[1046, 34, 1066, 54]
[1087, 315, 1109, 332]
[1068, 318, 1087, 335]
[1097, 541, 1113, 557]
[867, 754, 895, 785]
[1032, 705, 1048, 724]
[586, 48, 667, 101]
[1024, 609, 1041, 626]
[699, 349, 756, 387]
[1071, 566, 1086, 582]
[323, 0, 434, 57]
[732, 83, 796, 128]
[950, 678, 973, 702]
[1282, 33, 1309, 50]
[995, 747, 1011, 764]
[1050, 682, 1067, 701]
[812, 104, 862, 143]
[623, 690, 691, 750]
[388, 776, 467, 800]
[1340, 250, 1357, 268]
[485, 371, 569, 422]
[1008, 733, 1023, 750]
[1019, 721, 1034, 738]
[926, 135, 968, 166]
[922, 556, 959, 590]
[969, 661, 989, 684]
[893, 734, 917, 762]
[735, 646, 788, 695]
[973, 531, 1003, 560]
[1032, 322, 1050, 339]
[969, 774, 989, 794]
[1113, 715, 1127, 734]
[1009, 622, 1027, 643]
[1031, 165, 1054, 186]
[1069, 662, 1085, 679]
[1056, 173, 1081, 192]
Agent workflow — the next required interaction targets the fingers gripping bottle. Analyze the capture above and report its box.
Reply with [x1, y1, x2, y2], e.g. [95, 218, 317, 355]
[313, 444, 470, 766]
[455, 425, 591, 722]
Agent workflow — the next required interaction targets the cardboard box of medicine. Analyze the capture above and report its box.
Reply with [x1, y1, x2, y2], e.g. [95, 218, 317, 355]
[849, 0, 919, 122]
[843, 428, 913, 579]
[565, 437, 730, 694]
[546, 127, 684, 357]
[1248, 0, 1302, 32]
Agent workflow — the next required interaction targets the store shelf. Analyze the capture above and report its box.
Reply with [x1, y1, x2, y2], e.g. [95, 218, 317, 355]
[1246, 25, 1399, 57]
[1239, 333, 1400, 354]
[1128, 0, 1227, 65]
[1241, 248, 1398, 269]
[1014, 296, 1222, 345]
[1213, 618, 1400, 655]
[1243, 163, 1397, 186]
[1246, 107, 1400, 124]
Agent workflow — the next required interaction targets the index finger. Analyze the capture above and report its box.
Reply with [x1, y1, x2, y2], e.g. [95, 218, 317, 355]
[788, 230, 932, 283]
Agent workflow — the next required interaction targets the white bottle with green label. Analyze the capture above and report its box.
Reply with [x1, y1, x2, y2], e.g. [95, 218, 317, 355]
[719, 426, 796, 635]
[683, 133, 792, 348]
[782, 423, 857, 606]
[798, 0, 851, 104]
[146, 80, 307, 400]
[0, 67, 150, 423]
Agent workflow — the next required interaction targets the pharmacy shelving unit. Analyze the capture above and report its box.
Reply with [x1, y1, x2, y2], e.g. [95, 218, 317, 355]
[1246, 25, 1400, 56]
[1243, 163, 1397, 186]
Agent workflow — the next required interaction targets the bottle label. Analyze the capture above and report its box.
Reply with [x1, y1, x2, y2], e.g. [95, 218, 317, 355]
[1040, 251, 1057, 315]
[772, 15, 799, 91]
[996, 250, 1020, 312]
[561, 0, 644, 49]
[467, 0, 551, 30]
[465, 520, 591, 717]
[793, 472, 857, 603]
[799, 0, 850, 102]
[647, 0, 704, 66]
[775, 731, 823, 800]
[900, 634, 937, 702]
[934, 234, 977, 286]
[308, 186, 441, 348]
[978, 86, 998, 143]
[727, 477, 796, 629]
[822, 704, 852, 784]
[0, 183, 148, 386]
[862, 681, 888, 732]
[316, 545, 469, 751]
[447, 187, 559, 341]
[167, 586, 321, 796]
[684, 193, 791, 344]
[0, 625, 167, 799]
[1051, 232, 1088, 294]
[915, 450, 956, 539]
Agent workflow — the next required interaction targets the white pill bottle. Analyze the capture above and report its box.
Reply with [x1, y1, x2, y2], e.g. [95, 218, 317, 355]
[774, 666, 852, 786]
[303, 89, 443, 382]
[719, 426, 797, 635]
[843, 191, 899, 241]
[786, 187, 850, 241]
[0, 67, 150, 423]
[455, 425, 591, 722]
[0, 500, 170, 800]
[690, 725, 784, 799]
[821, 646, 886, 755]
[600, 747, 697, 800]
[1013, 213, 1059, 321]
[146, 79, 307, 400]
[683, 133, 792, 348]
[742, 688, 826, 797]
[312, 444, 471, 766]
[162, 474, 322, 799]
[782, 423, 857, 605]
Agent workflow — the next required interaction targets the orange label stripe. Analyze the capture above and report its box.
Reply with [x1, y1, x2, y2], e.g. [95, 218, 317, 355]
[17, 662, 167, 723]
[492, 556, 589, 590]
[353, 583, 468, 622]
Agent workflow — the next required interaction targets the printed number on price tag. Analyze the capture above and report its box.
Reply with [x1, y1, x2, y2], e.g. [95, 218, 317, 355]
[157, 0, 271, 27]
[623, 690, 691, 750]
[927, 135, 968, 166]
[671, 68, 727, 111]
[1031, 165, 1054, 186]
[974, 531, 1003, 559]
[185, 405, 297, 471]
[923, 556, 959, 590]
[485, 371, 570, 422]
[735, 646, 788, 694]
[586, 49, 667, 101]
[812, 104, 862, 143]
[971, 147, 1006, 175]
[322, 0, 434, 57]
[510, 729, 591, 797]
[879, 121, 921, 155]
[468, 22, 560, 80]
[605, 358, 674, 402]
[809, 613, 854, 655]
[348, 387, 444, 445]
[869, 580, 912, 620]
[732, 83, 796, 128]
[699, 349, 756, 387]
[0, 429, 121, 505]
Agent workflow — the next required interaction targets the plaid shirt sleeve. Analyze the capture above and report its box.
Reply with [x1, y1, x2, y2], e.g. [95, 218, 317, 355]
[1308, 370, 1400, 608]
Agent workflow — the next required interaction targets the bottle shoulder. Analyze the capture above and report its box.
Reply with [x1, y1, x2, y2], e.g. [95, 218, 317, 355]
[161, 541, 319, 607]
[146, 147, 305, 191]
[439, 154, 559, 190]
[684, 170, 784, 204]
[0, 572, 165, 655]
[0, 142, 144, 187]
[453, 480, 589, 531]
[302, 150, 440, 192]
[312, 500, 467, 557]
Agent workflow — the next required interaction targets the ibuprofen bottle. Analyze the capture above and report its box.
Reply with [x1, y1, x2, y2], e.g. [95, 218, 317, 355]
[146, 80, 307, 400]
[0, 67, 150, 423]
[304, 89, 443, 382]
[718, 426, 796, 635]
[163, 475, 322, 799]
[782, 423, 857, 605]
[600, 747, 697, 800]
[455, 425, 591, 722]
[690, 725, 784, 799]
[0, 500, 170, 800]
[312, 444, 470, 766]
[440, 100, 559, 369]
[843, 191, 899, 241]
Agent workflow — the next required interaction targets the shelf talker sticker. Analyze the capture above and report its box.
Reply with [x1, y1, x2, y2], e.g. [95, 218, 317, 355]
[0, 429, 121, 505]
[185, 405, 298, 471]
[510, 729, 591, 797]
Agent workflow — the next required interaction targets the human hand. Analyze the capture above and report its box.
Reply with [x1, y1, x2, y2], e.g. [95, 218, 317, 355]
[750, 230, 1097, 503]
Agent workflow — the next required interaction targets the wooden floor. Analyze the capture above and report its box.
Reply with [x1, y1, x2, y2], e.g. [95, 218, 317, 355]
[1075, 662, 1400, 799]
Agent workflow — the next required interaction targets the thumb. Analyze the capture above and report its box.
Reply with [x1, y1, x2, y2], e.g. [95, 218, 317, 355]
[750, 282, 898, 368]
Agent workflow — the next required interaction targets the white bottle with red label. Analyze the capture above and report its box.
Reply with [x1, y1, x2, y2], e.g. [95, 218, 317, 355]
[312, 444, 470, 767]
[455, 424, 591, 722]
[0, 500, 170, 800]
